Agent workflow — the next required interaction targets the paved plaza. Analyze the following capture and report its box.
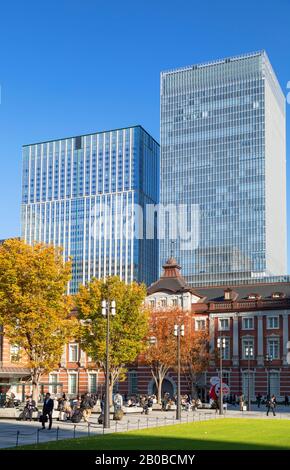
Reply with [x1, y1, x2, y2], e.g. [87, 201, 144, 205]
[1, 405, 290, 449]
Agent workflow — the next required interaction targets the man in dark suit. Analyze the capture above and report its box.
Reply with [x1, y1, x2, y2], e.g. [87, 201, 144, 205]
[41, 392, 54, 429]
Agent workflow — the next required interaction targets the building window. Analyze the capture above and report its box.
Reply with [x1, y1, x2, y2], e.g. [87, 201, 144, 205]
[68, 374, 77, 394]
[160, 299, 167, 307]
[248, 293, 260, 300]
[242, 337, 254, 359]
[89, 373, 97, 394]
[267, 316, 279, 329]
[269, 371, 280, 397]
[149, 299, 155, 308]
[10, 345, 21, 363]
[128, 370, 138, 395]
[172, 298, 178, 307]
[271, 292, 284, 299]
[224, 289, 232, 300]
[195, 319, 206, 331]
[221, 371, 230, 386]
[218, 337, 230, 360]
[218, 318, 230, 331]
[242, 317, 254, 330]
[267, 338, 280, 359]
[242, 372, 255, 399]
[49, 374, 58, 394]
[69, 343, 79, 362]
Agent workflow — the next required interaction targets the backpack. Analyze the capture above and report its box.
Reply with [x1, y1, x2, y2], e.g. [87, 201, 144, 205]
[71, 409, 83, 423]
[113, 409, 124, 421]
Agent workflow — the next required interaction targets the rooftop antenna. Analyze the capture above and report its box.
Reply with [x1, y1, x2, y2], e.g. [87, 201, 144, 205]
[170, 240, 176, 259]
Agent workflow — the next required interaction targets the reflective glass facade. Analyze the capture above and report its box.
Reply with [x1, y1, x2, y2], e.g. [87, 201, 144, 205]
[22, 126, 160, 293]
[160, 51, 286, 286]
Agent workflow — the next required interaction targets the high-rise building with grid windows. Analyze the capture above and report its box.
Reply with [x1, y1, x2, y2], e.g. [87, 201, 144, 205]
[21, 126, 159, 293]
[160, 51, 286, 286]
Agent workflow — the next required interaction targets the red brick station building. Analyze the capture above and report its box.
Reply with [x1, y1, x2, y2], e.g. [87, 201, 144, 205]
[1, 258, 290, 402]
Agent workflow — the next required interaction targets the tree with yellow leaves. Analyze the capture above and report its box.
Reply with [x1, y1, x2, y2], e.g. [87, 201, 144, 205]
[76, 276, 149, 403]
[0, 239, 76, 403]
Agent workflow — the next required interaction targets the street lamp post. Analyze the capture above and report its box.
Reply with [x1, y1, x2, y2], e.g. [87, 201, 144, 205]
[245, 346, 253, 411]
[174, 324, 184, 420]
[265, 353, 273, 399]
[101, 299, 116, 429]
[217, 337, 226, 415]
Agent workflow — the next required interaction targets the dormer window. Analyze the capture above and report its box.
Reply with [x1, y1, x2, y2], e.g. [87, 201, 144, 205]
[224, 289, 232, 300]
[271, 292, 285, 299]
[248, 293, 261, 300]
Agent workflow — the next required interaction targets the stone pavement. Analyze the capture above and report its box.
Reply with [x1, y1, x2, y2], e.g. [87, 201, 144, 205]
[0, 406, 289, 449]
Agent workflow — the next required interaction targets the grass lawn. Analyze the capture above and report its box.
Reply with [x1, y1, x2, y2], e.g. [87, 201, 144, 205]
[12, 418, 290, 450]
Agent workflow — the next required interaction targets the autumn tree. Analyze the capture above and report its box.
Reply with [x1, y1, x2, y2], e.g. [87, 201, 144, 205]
[144, 308, 210, 403]
[182, 329, 210, 399]
[144, 309, 182, 404]
[0, 239, 76, 403]
[76, 276, 149, 403]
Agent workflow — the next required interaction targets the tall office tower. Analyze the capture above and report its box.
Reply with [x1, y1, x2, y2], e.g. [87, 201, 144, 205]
[22, 126, 159, 293]
[160, 51, 287, 286]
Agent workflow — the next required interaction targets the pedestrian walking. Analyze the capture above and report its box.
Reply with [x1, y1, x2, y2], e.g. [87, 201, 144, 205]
[285, 394, 289, 406]
[239, 394, 245, 411]
[256, 393, 262, 408]
[40, 392, 54, 430]
[266, 395, 276, 416]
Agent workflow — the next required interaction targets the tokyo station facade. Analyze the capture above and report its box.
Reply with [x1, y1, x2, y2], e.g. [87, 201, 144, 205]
[1, 257, 290, 402]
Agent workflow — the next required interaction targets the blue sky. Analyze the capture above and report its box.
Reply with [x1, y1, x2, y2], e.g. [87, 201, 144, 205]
[0, 0, 290, 267]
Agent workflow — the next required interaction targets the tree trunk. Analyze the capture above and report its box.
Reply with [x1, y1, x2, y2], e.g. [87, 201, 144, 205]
[157, 381, 162, 404]
[109, 383, 113, 407]
[31, 370, 40, 405]
[191, 381, 198, 399]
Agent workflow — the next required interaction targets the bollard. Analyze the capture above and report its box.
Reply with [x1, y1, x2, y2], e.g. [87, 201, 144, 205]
[56, 427, 59, 441]
[156, 417, 159, 428]
[73, 425, 76, 439]
[127, 420, 130, 431]
[115, 420, 118, 432]
[36, 428, 40, 445]
[147, 417, 149, 429]
[138, 419, 140, 430]
[87, 423, 91, 437]
[187, 413, 189, 423]
[16, 430, 20, 448]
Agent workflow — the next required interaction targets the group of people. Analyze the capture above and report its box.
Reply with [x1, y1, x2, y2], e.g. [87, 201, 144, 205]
[161, 393, 202, 412]
[256, 393, 289, 408]
[19, 392, 97, 429]
[125, 394, 156, 414]
[14, 387, 288, 430]
[0, 392, 21, 408]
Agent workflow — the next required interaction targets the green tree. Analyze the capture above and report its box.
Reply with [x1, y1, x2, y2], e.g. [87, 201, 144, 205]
[76, 276, 149, 402]
[0, 239, 76, 403]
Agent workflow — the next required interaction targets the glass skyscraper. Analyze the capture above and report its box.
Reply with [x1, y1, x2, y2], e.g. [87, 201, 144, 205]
[22, 126, 159, 293]
[160, 51, 286, 285]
